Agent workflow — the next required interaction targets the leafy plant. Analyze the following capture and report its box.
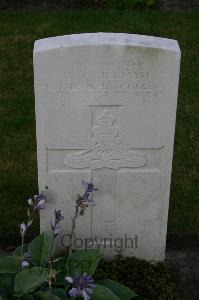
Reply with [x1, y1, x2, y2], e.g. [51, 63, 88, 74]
[0, 181, 138, 299]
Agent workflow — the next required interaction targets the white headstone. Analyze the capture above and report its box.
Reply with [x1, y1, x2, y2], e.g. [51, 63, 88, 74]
[34, 33, 181, 261]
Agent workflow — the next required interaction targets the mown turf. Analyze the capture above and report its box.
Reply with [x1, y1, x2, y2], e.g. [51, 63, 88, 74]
[0, 10, 198, 246]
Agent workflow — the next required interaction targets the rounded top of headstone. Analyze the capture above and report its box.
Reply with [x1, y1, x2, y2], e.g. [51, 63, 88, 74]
[34, 32, 180, 53]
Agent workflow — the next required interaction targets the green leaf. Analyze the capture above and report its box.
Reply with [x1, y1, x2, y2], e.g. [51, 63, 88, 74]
[92, 284, 120, 300]
[13, 244, 29, 256]
[0, 273, 14, 288]
[66, 250, 103, 276]
[34, 291, 61, 300]
[52, 288, 69, 299]
[0, 294, 10, 300]
[0, 273, 15, 299]
[97, 279, 137, 299]
[21, 294, 34, 300]
[14, 267, 49, 296]
[0, 256, 21, 273]
[29, 232, 54, 267]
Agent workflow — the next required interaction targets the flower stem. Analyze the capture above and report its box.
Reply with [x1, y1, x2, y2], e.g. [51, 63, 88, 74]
[48, 261, 52, 292]
[49, 235, 55, 261]
[20, 214, 34, 260]
[21, 235, 25, 259]
[68, 205, 79, 255]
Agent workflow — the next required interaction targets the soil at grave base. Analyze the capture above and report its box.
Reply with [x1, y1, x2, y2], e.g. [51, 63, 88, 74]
[95, 255, 181, 299]
[0, 0, 199, 10]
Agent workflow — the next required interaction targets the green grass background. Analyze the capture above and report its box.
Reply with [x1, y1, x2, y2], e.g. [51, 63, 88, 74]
[0, 10, 198, 247]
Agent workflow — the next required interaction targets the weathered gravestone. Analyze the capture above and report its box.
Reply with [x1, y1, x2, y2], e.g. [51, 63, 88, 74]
[34, 33, 181, 260]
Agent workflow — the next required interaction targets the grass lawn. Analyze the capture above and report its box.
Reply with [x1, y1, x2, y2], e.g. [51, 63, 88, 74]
[0, 10, 198, 247]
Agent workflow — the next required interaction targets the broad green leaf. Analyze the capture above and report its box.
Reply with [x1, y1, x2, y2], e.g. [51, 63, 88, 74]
[66, 249, 103, 276]
[97, 279, 137, 299]
[0, 293, 13, 300]
[0, 295, 10, 300]
[21, 294, 34, 300]
[14, 267, 49, 296]
[92, 284, 120, 300]
[0, 273, 14, 288]
[52, 288, 70, 299]
[29, 232, 54, 267]
[0, 273, 14, 299]
[13, 244, 29, 256]
[0, 256, 21, 273]
[35, 291, 61, 300]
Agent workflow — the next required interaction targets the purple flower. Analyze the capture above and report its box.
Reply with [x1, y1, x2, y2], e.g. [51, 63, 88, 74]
[50, 209, 64, 237]
[28, 191, 47, 213]
[77, 193, 96, 207]
[21, 260, 30, 269]
[50, 221, 61, 236]
[65, 273, 96, 300]
[81, 181, 98, 193]
[69, 287, 79, 298]
[75, 181, 98, 216]
[84, 194, 96, 207]
[20, 223, 27, 236]
[54, 209, 64, 223]
[21, 252, 31, 269]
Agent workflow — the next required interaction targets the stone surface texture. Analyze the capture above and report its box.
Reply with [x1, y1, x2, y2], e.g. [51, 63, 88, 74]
[34, 33, 181, 260]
